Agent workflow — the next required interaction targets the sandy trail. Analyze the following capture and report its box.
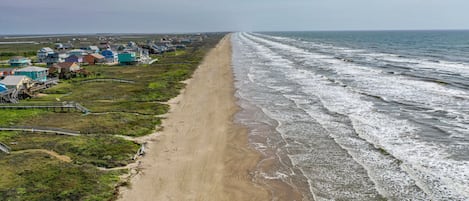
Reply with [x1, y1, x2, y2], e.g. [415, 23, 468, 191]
[118, 35, 270, 201]
[13, 149, 72, 163]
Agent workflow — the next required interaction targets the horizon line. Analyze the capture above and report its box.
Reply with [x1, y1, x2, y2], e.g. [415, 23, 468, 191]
[1, 28, 469, 37]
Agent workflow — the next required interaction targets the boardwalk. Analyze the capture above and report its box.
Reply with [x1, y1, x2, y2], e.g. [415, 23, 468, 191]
[0, 126, 81, 136]
[0, 142, 11, 154]
[80, 78, 135, 84]
[0, 88, 20, 103]
[0, 102, 90, 114]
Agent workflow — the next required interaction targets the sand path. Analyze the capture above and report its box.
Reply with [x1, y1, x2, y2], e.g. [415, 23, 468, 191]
[118, 35, 270, 201]
[13, 149, 72, 163]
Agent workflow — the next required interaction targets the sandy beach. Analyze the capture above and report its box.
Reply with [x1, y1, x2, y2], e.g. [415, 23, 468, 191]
[118, 35, 270, 201]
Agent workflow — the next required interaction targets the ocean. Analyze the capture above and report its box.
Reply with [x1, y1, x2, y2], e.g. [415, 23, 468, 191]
[231, 31, 469, 200]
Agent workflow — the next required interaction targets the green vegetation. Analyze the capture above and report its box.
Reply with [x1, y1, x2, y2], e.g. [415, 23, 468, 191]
[0, 43, 47, 60]
[0, 33, 225, 201]
[0, 110, 47, 126]
[0, 131, 17, 142]
[4, 132, 138, 168]
[0, 152, 125, 201]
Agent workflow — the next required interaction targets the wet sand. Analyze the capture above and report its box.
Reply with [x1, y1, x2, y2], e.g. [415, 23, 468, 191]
[118, 35, 270, 201]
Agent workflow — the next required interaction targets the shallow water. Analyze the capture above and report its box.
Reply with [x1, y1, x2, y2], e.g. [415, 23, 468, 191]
[231, 31, 469, 200]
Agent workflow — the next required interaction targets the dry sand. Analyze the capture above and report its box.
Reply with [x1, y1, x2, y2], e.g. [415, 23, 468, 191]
[118, 35, 271, 201]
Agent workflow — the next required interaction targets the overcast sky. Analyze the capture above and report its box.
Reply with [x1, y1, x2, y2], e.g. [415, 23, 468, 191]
[0, 0, 468, 34]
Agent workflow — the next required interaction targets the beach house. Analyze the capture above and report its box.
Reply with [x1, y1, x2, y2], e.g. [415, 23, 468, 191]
[15, 66, 49, 82]
[179, 38, 192, 44]
[65, 55, 84, 63]
[45, 52, 68, 66]
[84, 46, 100, 54]
[118, 51, 137, 65]
[127, 41, 137, 48]
[99, 41, 111, 49]
[49, 62, 80, 74]
[56, 43, 74, 50]
[9, 56, 31, 67]
[68, 49, 86, 57]
[83, 53, 105, 65]
[175, 44, 187, 49]
[0, 75, 32, 89]
[138, 48, 151, 64]
[0, 83, 7, 93]
[55, 43, 64, 49]
[101, 49, 118, 63]
[37, 47, 55, 62]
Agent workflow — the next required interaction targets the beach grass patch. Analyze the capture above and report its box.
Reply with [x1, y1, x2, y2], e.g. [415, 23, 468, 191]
[0, 152, 124, 201]
[0, 131, 19, 142]
[5, 133, 139, 168]
[18, 112, 160, 136]
[0, 109, 47, 126]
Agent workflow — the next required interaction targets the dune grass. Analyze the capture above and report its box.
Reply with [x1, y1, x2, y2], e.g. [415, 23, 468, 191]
[0, 152, 126, 201]
[2, 132, 139, 168]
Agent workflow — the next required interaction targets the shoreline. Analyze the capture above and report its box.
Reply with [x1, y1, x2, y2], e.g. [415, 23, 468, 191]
[118, 34, 271, 201]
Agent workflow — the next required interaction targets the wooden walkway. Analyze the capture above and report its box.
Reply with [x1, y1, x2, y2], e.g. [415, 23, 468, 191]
[0, 102, 90, 114]
[0, 126, 81, 136]
[80, 78, 135, 84]
[0, 88, 20, 104]
[148, 59, 159, 64]
[0, 142, 11, 154]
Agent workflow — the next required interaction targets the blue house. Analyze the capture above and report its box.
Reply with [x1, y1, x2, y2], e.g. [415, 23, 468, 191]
[0, 83, 7, 93]
[9, 56, 31, 67]
[45, 52, 68, 66]
[15, 66, 49, 82]
[101, 49, 118, 63]
[65, 55, 83, 63]
[118, 51, 137, 65]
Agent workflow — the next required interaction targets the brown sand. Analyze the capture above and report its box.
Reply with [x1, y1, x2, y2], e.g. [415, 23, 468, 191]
[118, 35, 271, 201]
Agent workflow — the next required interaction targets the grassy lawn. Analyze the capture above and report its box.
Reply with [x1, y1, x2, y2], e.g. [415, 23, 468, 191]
[0, 33, 225, 201]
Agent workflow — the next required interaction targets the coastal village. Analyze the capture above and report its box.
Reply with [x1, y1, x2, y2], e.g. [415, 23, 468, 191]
[0, 35, 203, 103]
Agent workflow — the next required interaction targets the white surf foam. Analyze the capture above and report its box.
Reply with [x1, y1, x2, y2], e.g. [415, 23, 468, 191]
[233, 32, 469, 200]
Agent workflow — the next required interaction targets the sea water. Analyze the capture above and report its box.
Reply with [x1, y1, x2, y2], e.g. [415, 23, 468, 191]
[231, 31, 469, 200]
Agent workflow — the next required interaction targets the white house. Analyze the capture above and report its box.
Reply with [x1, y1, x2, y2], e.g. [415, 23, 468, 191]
[87, 46, 100, 53]
[0, 75, 32, 89]
[37, 47, 55, 63]
[68, 49, 86, 57]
